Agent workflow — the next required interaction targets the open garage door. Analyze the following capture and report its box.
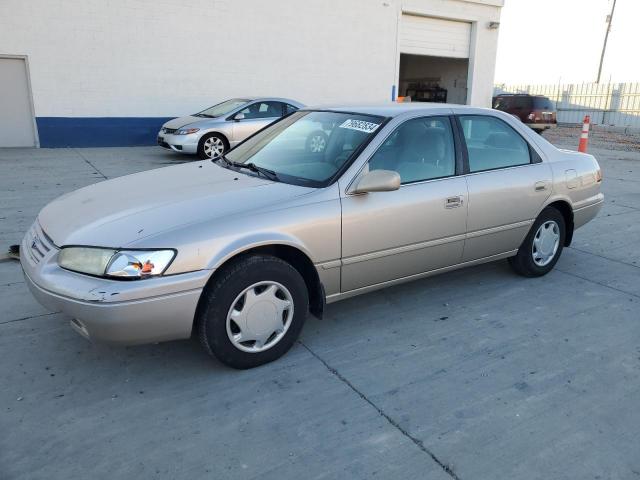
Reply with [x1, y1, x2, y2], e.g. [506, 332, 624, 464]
[398, 15, 471, 104]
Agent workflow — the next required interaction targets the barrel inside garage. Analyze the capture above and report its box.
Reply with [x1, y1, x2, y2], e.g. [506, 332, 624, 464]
[398, 14, 471, 104]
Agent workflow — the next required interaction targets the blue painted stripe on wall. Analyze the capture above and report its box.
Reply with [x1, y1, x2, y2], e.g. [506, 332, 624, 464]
[36, 117, 175, 147]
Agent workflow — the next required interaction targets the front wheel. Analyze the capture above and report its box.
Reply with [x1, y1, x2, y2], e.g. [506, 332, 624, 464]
[508, 207, 565, 277]
[197, 133, 228, 160]
[197, 255, 309, 369]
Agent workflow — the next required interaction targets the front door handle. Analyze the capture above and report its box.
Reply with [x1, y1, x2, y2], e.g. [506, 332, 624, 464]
[534, 181, 547, 192]
[445, 196, 463, 209]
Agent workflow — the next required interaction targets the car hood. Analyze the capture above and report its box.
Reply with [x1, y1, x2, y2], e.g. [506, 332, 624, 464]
[38, 161, 313, 247]
[162, 116, 222, 129]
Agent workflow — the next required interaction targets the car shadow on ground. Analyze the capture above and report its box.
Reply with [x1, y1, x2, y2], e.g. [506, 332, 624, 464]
[37, 258, 519, 376]
[2, 254, 537, 420]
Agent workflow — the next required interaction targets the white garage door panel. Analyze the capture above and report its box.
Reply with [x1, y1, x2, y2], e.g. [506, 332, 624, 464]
[0, 58, 36, 147]
[400, 15, 471, 58]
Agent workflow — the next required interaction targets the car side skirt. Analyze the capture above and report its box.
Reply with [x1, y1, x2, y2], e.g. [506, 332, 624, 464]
[325, 250, 518, 304]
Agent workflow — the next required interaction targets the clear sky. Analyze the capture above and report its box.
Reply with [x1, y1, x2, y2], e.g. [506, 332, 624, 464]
[494, 0, 639, 85]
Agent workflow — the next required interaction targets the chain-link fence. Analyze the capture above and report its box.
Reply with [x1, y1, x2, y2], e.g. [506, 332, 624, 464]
[494, 82, 640, 129]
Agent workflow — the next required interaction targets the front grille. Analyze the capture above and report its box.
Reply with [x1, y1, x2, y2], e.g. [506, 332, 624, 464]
[163, 128, 177, 134]
[25, 222, 56, 264]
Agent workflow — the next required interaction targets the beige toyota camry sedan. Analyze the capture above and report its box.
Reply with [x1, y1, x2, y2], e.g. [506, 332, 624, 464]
[22, 104, 603, 368]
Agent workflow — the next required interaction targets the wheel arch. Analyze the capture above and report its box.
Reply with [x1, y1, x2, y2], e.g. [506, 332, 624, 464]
[541, 197, 574, 246]
[198, 130, 230, 151]
[202, 239, 325, 320]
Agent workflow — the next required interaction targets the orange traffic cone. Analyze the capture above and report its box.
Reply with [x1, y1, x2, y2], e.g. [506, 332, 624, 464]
[578, 115, 590, 152]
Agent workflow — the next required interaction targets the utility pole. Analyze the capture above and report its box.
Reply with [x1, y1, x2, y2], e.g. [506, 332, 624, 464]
[596, 0, 617, 83]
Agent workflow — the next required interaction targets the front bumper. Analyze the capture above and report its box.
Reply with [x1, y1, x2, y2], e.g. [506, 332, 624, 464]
[21, 222, 211, 345]
[157, 131, 199, 154]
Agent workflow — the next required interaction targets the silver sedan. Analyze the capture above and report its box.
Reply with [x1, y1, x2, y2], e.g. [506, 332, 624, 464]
[22, 103, 603, 368]
[157, 97, 305, 159]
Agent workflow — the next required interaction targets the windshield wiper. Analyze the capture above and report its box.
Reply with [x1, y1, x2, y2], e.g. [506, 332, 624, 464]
[217, 156, 279, 181]
[241, 162, 279, 181]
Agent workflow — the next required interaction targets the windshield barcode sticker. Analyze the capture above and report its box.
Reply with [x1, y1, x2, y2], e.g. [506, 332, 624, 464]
[339, 119, 380, 134]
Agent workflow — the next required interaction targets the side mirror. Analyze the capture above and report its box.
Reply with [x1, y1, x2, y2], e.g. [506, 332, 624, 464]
[234, 113, 245, 121]
[352, 170, 401, 194]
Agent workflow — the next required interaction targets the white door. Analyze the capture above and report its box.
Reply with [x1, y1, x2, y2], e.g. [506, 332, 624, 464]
[399, 15, 471, 58]
[0, 57, 37, 147]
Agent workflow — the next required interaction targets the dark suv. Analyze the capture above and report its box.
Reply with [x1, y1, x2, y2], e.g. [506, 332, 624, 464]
[492, 94, 557, 134]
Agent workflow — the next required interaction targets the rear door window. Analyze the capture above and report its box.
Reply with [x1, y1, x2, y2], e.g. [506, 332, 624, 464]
[532, 97, 554, 110]
[459, 115, 531, 172]
[512, 96, 532, 109]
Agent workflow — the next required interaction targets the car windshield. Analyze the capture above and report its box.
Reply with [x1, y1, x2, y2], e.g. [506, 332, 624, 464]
[223, 111, 385, 187]
[196, 98, 250, 118]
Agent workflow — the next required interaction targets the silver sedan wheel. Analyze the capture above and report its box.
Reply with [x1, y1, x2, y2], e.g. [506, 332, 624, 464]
[203, 136, 225, 158]
[532, 220, 560, 267]
[226, 281, 294, 353]
[308, 134, 326, 153]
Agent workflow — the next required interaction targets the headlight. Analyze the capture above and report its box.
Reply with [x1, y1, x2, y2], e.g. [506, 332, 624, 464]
[58, 247, 176, 279]
[58, 247, 116, 276]
[175, 128, 199, 135]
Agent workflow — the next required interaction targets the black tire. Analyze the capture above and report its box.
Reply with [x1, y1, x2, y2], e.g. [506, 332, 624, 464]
[305, 130, 329, 153]
[508, 207, 566, 277]
[197, 254, 309, 369]
[197, 133, 228, 160]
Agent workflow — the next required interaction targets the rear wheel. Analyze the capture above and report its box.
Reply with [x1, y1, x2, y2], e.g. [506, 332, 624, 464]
[197, 255, 309, 369]
[508, 207, 565, 277]
[198, 133, 227, 160]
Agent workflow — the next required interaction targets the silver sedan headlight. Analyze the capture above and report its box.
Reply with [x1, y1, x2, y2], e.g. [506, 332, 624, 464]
[58, 247, 176, 279]
[175, 128, 199, 135]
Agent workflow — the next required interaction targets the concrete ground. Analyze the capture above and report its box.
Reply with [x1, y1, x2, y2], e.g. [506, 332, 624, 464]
[1, 131, 639, 480]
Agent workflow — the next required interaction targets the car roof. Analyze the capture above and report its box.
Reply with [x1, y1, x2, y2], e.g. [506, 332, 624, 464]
[301, 102, 483, 118]
[495, 94, 548, 98]
[243, 97, 305, 107]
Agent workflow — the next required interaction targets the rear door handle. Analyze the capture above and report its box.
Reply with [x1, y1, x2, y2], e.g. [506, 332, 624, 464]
[445, 196, 463, 209]
[534, 181, 547, 192]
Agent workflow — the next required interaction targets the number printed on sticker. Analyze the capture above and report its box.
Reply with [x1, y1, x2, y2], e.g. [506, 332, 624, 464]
[339, 119, 380, 134]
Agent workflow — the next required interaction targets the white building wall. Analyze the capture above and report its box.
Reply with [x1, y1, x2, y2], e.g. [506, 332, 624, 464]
[0, 0, 502, 145]
[0, 0, 394, 118]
